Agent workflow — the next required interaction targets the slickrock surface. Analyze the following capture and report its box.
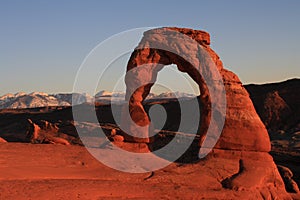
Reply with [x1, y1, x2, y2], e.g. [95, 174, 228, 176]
[0, 143, 293, 200]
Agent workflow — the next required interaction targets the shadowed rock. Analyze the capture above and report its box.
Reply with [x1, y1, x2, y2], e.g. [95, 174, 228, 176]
[26, 119, 70, 145]
[245, 78, 300, 133]
[278, 165, 300, 193]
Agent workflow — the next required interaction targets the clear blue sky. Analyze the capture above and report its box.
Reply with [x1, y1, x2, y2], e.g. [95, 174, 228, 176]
[0, 0, 299, 95]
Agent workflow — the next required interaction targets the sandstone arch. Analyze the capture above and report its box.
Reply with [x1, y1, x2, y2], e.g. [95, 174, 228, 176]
[121, 27, 270, 152]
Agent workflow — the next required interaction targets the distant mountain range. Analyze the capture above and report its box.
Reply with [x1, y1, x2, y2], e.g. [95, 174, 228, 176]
[0, 91, 196, 109]
[1, 78, 299, 116]
[0, 92, 92, 109]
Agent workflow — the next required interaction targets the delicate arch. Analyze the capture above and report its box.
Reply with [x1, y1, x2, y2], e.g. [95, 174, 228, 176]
[120, 27, 271, 152]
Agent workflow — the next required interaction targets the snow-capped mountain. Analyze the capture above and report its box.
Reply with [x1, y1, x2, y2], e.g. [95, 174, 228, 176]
[95, 90, 195, 99]
[95, 90, 114, 97]
[54, 93, 93, 105]
[0, 91, 196, 109]
[0, 92, 92, 109]
[156, 91, 196, 99]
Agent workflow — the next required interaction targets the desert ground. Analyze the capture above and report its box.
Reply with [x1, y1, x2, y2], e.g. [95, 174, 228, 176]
[1, 143, 299, 200]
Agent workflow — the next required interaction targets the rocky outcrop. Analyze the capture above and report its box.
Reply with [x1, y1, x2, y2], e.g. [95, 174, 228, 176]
[117, 27, 293, 198]
[245, 79, 300, 133]
[278, 165, 300, 193]
[26, 119, 70, 145]
[0, 137, 7, 143]
[121, 27, 270, 152]
[26, 119, 41, 143]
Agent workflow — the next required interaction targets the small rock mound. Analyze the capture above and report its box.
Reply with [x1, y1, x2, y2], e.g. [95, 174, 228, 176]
[26, 119, 70, 145]
[0, 137, 7, 143]
[278, 165, 300, 193]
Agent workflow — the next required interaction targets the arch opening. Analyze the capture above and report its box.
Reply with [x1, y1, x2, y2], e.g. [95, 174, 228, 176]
[148, 64, 200, 96]
[144, 64, 200, 133]
[143, 64, 205, 162]
[120, 48, 212, 152]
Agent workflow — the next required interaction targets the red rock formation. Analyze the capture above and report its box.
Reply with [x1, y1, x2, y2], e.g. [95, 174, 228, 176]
[0, 137, 7, 143]
[26, 119, 70, 145]
[245, 79, 300, 132]
[278, 165, 300, 193]
[26, 119, 41, 143]
[121, 27, 270, 152]
[117, 27, 294, 197]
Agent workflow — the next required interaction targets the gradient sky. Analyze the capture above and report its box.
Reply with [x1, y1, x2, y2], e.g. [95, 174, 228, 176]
[0, 0, 299, 95]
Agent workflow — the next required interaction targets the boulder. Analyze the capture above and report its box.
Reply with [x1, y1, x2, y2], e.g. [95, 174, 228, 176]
[0, 137, 7, 143]
[26, 119, 41, 143]
[278, 165, 300, 193]
[26, 119, 71, 145]
[112, 135, 124, 142]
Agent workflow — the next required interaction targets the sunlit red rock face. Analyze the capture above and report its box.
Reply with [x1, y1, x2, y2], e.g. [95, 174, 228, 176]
[117, 27, 294, 198]
[0, 137, 7, 143]
[122, 27, 270, 151]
